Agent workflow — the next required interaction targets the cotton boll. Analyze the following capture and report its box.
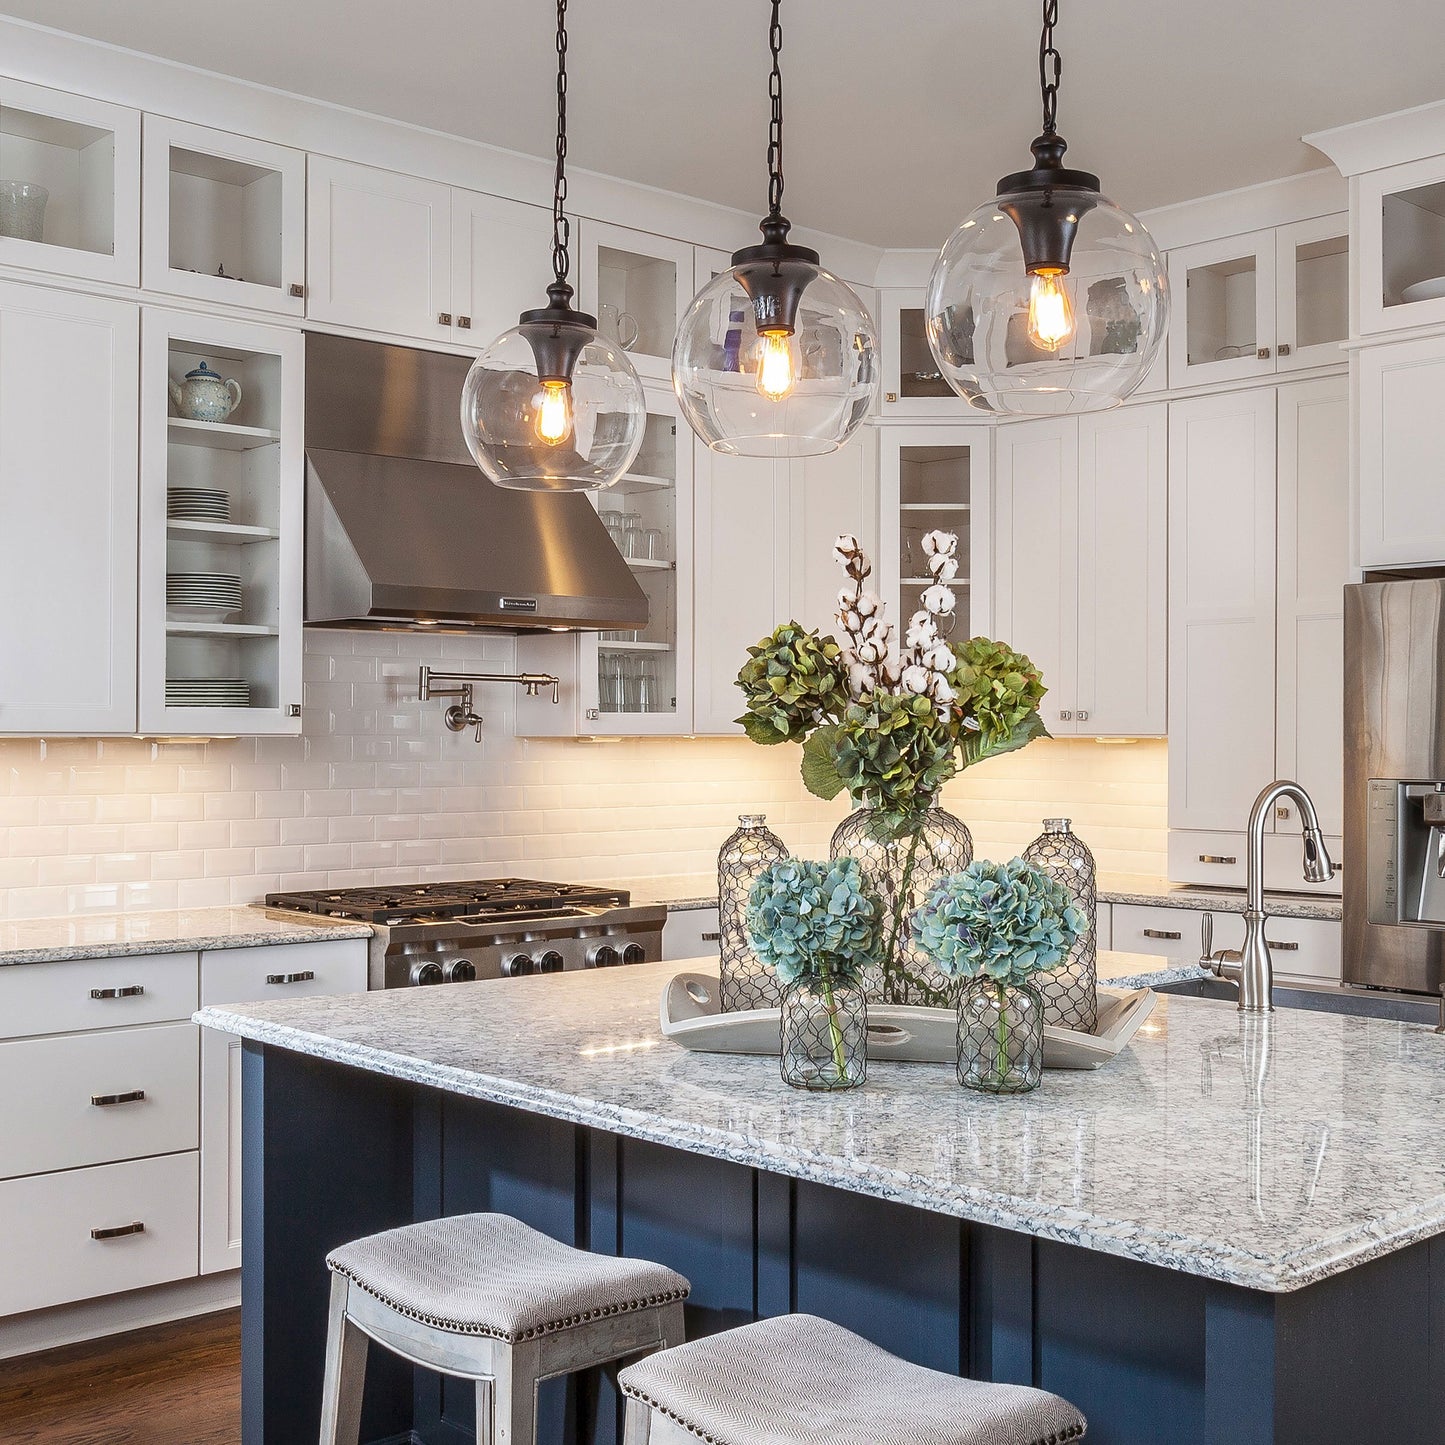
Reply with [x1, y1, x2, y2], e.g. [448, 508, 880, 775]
[905, 615, 937, 650]
[847, 662, 875, 697]
[855, 591, 881, 618]
[901, 664, 931, 695]
[921, 584, 956, 615]
[929, 555, 959, 583]
[857, 640, 882, 664]
[833, 534, 859, 563]
[841, 608, 861, 632]
[921, 529, 957, 558]
[928, 674, 956, 705]
[924, 642, 955, 671]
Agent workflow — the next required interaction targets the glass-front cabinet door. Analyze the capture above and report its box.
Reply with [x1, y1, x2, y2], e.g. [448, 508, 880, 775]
[577, 220, 695, 382]
[880, 288, 973, 416]
[516, 384, 694, 736]
[0, 78, 139, 286]
[1167, 231, 1277, 387]
[1275, 213, 1349, 371]
[138, 310, 304, 735]
[1358, 155, 1445, 335]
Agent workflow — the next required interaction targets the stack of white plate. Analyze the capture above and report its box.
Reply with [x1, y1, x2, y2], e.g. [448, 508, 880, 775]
[167, 571, 243, 620]
[165, 678, 251, 709]
[167, 488, 231, 523]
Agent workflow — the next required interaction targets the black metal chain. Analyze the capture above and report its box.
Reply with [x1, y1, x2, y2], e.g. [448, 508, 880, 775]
[551, 0, 571, 287]
[1039, 0, 1062, 135]
[765, 0, 785, 219]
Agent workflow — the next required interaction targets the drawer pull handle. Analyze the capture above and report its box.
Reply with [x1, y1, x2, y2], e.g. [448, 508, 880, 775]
[91, 1089, 146, 1107]
[91, 1222, 145, 1241]
[700, 932, 721, 942]
[266, 971, 315, 985]
[1198, 855, 1237, 866]
[91, 985, 144, 1000]
[1142, 928, 1182, 940]
[1266, 940, 1300, 952]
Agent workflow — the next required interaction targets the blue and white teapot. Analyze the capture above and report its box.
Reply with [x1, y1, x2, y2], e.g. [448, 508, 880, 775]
[169, 361, 242, 423]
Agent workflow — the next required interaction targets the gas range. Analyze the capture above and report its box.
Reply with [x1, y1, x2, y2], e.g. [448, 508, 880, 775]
[264, 878, 666, 990]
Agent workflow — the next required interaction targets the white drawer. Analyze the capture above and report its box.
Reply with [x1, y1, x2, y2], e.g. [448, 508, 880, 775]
[1250, 914, 1342, 984]
[662, 907, 720, 962]
[0, 1022, 198, 1180]
[1111, 903, 1216, 967]
[0, 952, 198, 1041]
[199, 938, 369, 1008]
[1168, 831, 1344, 896]
[0, 1152, 199, 1316]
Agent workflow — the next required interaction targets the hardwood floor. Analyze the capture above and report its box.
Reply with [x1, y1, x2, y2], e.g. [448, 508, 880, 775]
[0, 1309, 240, 1443]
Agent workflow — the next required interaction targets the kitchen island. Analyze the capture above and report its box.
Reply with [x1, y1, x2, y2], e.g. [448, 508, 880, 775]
[199, 958, 1445, 1445]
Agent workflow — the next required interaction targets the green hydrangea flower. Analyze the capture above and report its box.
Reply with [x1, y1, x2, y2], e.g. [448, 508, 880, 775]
[830, 694, 957, 837]
[735, 622, 849, 746]
[911, 858, 1084, 988]
[746, 857, 884, 986]
[949, 638, 1048, 760]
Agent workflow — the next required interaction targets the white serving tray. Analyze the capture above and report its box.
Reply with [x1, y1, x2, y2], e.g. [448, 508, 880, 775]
[660, 972, 1156, 1071]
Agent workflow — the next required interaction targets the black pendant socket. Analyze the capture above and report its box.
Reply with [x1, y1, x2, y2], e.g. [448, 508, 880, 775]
[996, 132, 1101, 276]
[730, 213, 821, 335]
[518, 281, 599, 384]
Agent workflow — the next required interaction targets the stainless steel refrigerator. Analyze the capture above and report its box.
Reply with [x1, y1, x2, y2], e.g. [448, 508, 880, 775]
[1344, 577, 1445, 993]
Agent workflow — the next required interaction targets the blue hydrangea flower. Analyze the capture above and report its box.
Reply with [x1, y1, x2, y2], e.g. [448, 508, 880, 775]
[746, 857, 884, 985]
[910, 858, 1084, 988]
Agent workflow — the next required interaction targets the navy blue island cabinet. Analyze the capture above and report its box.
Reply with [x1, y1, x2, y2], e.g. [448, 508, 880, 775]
[241, 1042, 1445, 1445]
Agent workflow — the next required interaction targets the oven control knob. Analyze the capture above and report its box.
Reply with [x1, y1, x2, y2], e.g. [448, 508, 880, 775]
[445, 959, 477, 983]
[502, 954, 534, 977]
[621, 943, 648, 967]
[410, 960, 445, 986]
[536, 950, 565, 974]
[588, 944, 620, 969]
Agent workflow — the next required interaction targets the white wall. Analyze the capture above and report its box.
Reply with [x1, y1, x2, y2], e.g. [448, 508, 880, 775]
[0, 631, 1167, 921]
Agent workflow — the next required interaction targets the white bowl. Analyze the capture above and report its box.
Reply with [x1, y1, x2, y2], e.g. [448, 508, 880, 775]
[1400, 276, 1445, 305]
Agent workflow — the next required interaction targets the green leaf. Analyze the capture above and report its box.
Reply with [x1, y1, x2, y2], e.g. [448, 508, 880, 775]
[960, 710, 1051, 768]
[800, 725, 847, 800]
[736, 712, 789, 746]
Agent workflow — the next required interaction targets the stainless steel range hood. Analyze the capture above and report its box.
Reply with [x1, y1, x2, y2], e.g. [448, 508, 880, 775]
[304, 334, 647, 633]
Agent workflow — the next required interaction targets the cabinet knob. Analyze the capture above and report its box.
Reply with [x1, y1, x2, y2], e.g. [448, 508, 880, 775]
[1198, 854, 1237, 866]
[885, 391, 898, 403]
[457, 315, 471, 329]
[1257, 346, 1272, 360]
[438, 312, 453, 326]
[289, 282, 305, 299]
[1277, 342, 1291, 357]
[1058, 710, 1072, 721]
[1276, 804, 1291, 820]
[1076, 710, 1089, 722]
[91, 1221, 145, 1241]
[288, 703, 301, 718]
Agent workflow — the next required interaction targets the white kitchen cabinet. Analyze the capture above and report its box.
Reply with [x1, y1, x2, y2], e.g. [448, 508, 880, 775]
[449, 189, 556, 346]
[994, 405, 1166, 737]
[199, 939, 368, 1275]
[139, 309, 304, 736]
[306, 157, 452, 342]
[0, 951, 198, 1041]
[878, 424, 991, 644]
[142, 117, 306, 317]
[662, 907, 720, 961]
[1357, 333, 1445, 567]
[1356, 154, 1445, 336]
[0, 78, 140, 288]
[1167, 388, 1277, 832]
[1274, 214, 1350, 372]
[880, 289, 968, 416]
[577, 220, 695, 381]
[787, 430, 880, 635]
[0, 281, 138, 736]
[1110, 902, 1209, 969]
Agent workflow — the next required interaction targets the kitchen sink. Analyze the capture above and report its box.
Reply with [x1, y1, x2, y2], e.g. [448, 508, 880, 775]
[1155, 976, 1440, 1025]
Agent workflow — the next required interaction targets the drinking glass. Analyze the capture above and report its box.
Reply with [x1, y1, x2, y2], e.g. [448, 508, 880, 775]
[636, 656, 661, 713]
[621, 513, 645, 559]
[599, 508, 625, 548]
[645, 528, 667, 561]
[599, 653, 628, 713]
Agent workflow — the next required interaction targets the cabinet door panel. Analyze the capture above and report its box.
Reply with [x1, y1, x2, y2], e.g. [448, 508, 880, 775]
[788, 432, 879, 634]
[994, 418, 1078, 733]
[306, 158, 451, 341]
[692, 449, 790, 735]
[1276, 377, 1350, 837]
[0, 283, 137, 734]
[450, 189, 556, 345]
[1077, 404, 1168, 736]
[1168, 390, 1276, 832]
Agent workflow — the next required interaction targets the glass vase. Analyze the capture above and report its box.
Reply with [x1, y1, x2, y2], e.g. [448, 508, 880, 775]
[956, 978, 1044, 1094]
[780, 973, 868, 1091]
[717, 814, 789, 1011]
[1023, 818, 1098, 1033]
[829, 805, 972, 1007]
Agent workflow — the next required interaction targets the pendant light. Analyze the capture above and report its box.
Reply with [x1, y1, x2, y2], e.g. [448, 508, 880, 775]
[671, 0, 878, 457]
[461, 0, 647, 491]
[925, 0, 1169, 416]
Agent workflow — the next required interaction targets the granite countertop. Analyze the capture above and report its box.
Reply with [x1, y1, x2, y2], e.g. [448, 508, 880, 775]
[195, 955, 1445, 1294]
[0, 907, 373, 966]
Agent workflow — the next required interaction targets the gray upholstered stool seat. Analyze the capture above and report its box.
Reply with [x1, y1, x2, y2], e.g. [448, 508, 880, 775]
[617, 1314, 1085, 1445]
[319, 1213, 690, 1445]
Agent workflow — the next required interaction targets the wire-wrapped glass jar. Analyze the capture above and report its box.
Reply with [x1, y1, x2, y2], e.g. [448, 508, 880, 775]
[829, 807, 973, 1007]
[718, 814, 789, 1011]
[780, 973, 868, 1090]
[957, 978, 1043, 1093]
[1023, 818, 1098, 1032]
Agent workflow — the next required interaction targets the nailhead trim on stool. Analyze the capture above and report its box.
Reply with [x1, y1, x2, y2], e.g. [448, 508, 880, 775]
[617, 1314, 1086, 1445]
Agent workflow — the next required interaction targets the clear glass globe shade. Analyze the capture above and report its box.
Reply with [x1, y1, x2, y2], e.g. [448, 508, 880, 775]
[460, 325, 647, 491]
[672, 264, 878, 457]
[926, 188, 1169, 416]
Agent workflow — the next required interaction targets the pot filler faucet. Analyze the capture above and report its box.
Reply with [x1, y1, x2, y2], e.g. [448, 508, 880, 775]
[1199, 780, 1335, 1012]
[419, 664, 559, 742]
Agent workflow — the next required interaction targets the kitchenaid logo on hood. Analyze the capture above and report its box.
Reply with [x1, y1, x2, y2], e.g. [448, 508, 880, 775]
[499, 597, 539, 613]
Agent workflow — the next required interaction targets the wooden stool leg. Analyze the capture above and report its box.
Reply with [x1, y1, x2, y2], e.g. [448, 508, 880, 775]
[474, 1377, 496, 1445]
[621, 1398, 653, 1445]
[318, 1274, 368, 1445]
[492, 1339, 539, 1445]
[657, 1301, 686, 1350]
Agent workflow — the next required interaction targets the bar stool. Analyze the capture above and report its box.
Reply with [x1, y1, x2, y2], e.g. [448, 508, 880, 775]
[617, 1313, 1086, 1445]
[319, 1212, 690, 1445]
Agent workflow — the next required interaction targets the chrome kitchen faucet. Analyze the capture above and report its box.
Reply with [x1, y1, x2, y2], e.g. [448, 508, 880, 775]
[1198, 780, 1335, 1012]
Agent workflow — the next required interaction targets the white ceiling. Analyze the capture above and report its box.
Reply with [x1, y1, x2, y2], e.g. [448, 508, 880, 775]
[2, 0, 1439, 247]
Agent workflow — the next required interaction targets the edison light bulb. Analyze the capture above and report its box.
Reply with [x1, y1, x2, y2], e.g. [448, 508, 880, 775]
[534, 379, 574, 445]
[755, 331, 798, 400]
[1027, 271, 1075, 351]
